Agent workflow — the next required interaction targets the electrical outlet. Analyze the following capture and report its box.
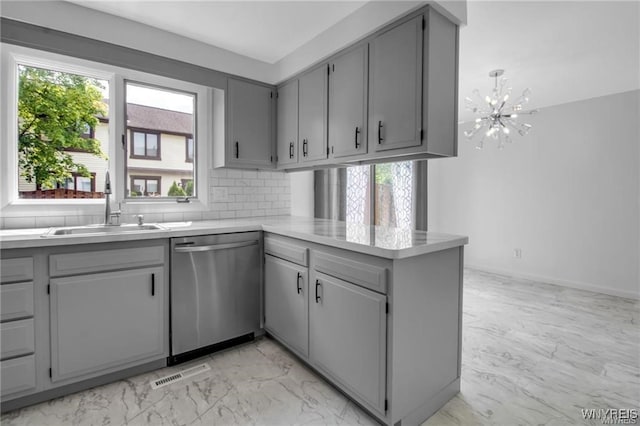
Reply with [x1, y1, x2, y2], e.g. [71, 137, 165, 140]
[514, 248, 522, 259]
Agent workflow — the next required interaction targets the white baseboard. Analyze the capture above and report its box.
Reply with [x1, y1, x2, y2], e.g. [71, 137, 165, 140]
[464, 263, 640, 301]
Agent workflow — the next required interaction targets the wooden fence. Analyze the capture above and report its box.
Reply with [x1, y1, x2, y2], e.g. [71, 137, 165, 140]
[19, 189, 104, 199]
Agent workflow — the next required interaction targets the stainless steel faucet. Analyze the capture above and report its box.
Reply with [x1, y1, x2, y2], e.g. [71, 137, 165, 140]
[104, 171, 121, 225]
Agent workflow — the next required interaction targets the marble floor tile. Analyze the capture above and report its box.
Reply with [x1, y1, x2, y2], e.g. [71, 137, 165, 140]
[2, 268, 638, 425]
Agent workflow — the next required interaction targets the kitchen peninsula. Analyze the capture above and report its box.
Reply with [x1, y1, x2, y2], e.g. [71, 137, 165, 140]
[0, 216, 467, 425]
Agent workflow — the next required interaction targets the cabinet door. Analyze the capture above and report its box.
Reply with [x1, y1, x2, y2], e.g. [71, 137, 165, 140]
[309, 272, 386, 413]
[276, 79, 299, 166]
[49, 267, 165, 382]
[369, 15, 423, 152]
[299, 65, 328, 163]
[264, 255, 308, 357]
[227, 78, 274, 168]
[329, 45, 368, 158]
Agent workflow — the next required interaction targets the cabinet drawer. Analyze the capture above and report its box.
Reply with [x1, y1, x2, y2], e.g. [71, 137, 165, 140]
[49, 246, 165, 277]
[1, 319, 35, 360]
[314, 251, 387, 294]
[0, 282, 34, 322]
[0, 257, 34, 283]
[265, 236, 308, 266]
[0, 354, 36, 397]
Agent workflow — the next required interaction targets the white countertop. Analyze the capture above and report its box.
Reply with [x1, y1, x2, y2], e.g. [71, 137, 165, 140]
[0, 216, 468, 259]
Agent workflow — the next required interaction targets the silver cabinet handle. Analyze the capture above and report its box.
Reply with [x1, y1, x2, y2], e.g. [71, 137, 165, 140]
[174, 240, 258, 253]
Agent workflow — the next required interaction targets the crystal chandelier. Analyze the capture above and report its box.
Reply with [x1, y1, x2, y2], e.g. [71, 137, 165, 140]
[464, 69, 537, 149]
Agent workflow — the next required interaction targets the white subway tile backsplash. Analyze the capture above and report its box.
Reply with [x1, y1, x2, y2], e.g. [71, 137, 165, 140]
[35, 216, 66, 228]
[163, 212, 184, 222]
[4, 217, 36, 230]
[183, 212, 203, 222]
[141, 213, 164, 223]
[1, 169, 290, 230]
[202, 211, 221, 220]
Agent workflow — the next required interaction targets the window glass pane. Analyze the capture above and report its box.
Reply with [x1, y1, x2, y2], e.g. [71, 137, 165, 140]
[133, 179, 145, 194]
[133, 132, 146, 156]
[146, 179, 159, 194]
[186, 138, 194, 161]
[374, 161, 413, 230]
[77, 176, 92, 192]
[126, 81, 195, 198]
[17, 65, 108, 199]
[146, 133, 158, 157]
[346, 165, 371, 226]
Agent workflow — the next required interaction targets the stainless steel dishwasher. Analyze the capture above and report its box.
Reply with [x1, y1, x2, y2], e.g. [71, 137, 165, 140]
[169, 232, 261, 365]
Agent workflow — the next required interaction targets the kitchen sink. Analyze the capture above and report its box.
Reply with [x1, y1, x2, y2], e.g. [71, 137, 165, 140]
[42, 223, 167, 237]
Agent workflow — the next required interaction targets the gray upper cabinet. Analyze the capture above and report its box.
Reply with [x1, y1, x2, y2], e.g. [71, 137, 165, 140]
[225, 78, 275, 169]
[276, 79, 299, 166]
[329, 45, 368, 159]
[298, 65, 328, 163]
[264, 255, 309, 358]
[49, 267, 165, 383]
[274, 6, 458, 169]
[369, 15, 423, 152]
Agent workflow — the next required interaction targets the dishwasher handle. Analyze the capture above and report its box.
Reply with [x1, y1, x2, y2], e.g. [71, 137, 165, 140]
[174, 240, 258, 253]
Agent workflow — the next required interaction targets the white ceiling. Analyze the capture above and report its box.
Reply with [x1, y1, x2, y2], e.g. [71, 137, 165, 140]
[67, 1, 367, 64]
[66, 0, 639, 116]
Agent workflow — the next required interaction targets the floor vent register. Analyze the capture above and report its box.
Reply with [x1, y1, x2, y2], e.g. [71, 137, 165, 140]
[150, 363, 211, 389]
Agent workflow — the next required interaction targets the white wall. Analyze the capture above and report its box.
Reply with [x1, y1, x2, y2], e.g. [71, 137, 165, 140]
[428, 90, 640, 299]
[289, 170, 314, 217]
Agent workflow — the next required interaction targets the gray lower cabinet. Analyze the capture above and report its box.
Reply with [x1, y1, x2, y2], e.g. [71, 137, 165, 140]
[263, 233, 464, 425]
[0, 241, 169, 413]
[309, 271, 386, 414]
[1, 356, 35, 397]
[0, 256, 36, 400]
[264, 255, 308, 358]
[49, 267, 164, 382]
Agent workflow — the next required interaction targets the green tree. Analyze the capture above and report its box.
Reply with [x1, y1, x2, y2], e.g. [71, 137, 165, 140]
[184, 180, 194, 196]
[168, 181, 186, 197]
[375, 163, 393, 185]
[18, 66, 107, 189]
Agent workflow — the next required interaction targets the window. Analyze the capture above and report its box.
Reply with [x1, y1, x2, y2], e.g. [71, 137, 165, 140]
[130, 129, 160, 159]
[57, 173, 96, 192]
[346, 161, 414, 230]
[80, 123, 94, 139]
[2, 44, 209, 212]
[130, 176, 161, 197]
[185, 137, 194, 162]
[15, 64, 108, 199]
[125, 81, 196, 199]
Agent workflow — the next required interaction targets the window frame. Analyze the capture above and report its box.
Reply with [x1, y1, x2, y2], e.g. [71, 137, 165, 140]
[129, 128, 162, 160]
[57, 173, 97, 193]
[1, 43, 211, 217]
[130, 175, 162, 197]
